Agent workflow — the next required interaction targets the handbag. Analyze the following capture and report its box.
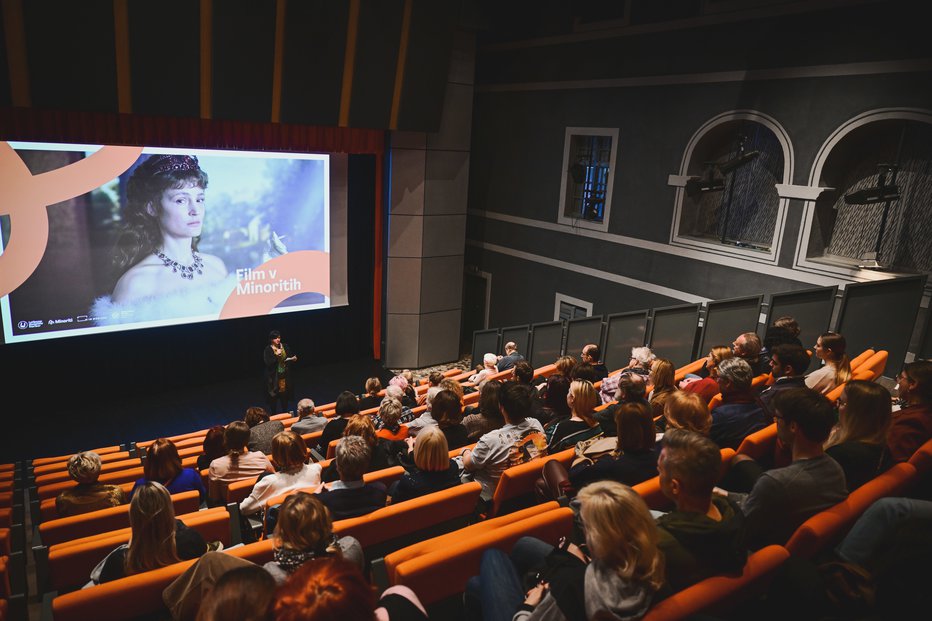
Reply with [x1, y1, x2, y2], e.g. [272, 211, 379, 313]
[571, 435, 616, 468]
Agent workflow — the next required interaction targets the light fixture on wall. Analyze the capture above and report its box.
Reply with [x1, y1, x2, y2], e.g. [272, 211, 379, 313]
[844, 163, 901, 270]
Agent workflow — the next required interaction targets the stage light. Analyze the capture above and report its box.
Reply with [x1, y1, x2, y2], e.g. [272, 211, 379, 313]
[718, 150, 760, 174]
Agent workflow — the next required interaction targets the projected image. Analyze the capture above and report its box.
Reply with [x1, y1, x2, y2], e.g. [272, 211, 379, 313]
[0, 142, 332, 343]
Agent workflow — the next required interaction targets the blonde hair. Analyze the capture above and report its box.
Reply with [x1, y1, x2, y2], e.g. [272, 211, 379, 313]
[555, 355, 578, 378]
[67, 451, 102, 484]
[663, 391, 712, 435]
[577, 481, 664, 591]
[378, 397, 403, 428]
[413, 426, 451, 472]
[439, 378, 465, 400]
[568, 380, 599, 427]
[273, 492, 337, 555]
[271, 431, 308, 473]
[707, 346, 734, 377]
[825, 380, 892, 449]
[650, 358, 675, 392]
[125, 482, 179, 575]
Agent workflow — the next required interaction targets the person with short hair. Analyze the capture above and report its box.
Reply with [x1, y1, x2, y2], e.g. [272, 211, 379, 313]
[709, 358, 769, 450]
[470, 353, 500, 385]
[195, 564, 276, 621]
[722, 387, 847, 550]
[497, 341, 525, 373]
[245, 406, 286, 455]
[290, 399, 327, 435]
[264, 330, 298, 416]
[55, 451, 127, 517]
[239, 431, 322, 516]
[315, 391, 359, 455]
[316, 435, 387, 519]
[680, 346, 735, 404]
[389, 426, 462, 503]
[624, 346, 655, 379]
[656, 429, 746, 591]
[375, 397, 409, 441]
[322, 414, 406, 483]
[596, 372, 649, 436]
[197, 426, 228, 472]
[805, 332, 852, 395]
[581, 343, 609, 379]
[661, 391, 712, 436]
[358, 377, 383, 411]
[432, 389, 470, 450]
[732, 332, 766, 375]
[887, 360, 932, 462]
[758, 343, 810, 413]
[131, 437, 206, 502]
[763, 315, 803, 350]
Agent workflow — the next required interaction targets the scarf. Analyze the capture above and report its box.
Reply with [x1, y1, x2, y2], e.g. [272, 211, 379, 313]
[273, 537, 337, 574]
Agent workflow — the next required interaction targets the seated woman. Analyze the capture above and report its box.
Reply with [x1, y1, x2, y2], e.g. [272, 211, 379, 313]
[463, 379, 505, 440]
[264, 492, 363, 584]
[648, 358, 677, 419]
[467, 481, 664, 620]
[322, 414, 406, 483]
[680, 346, 734, 405]
[806, 331, 852, 395]
[239, 431, 322, 516]
[91, 481, 207, 585]
[193, 565, 276, 621]
[208, 421, 275, 503]
[375, 397, 409, 442]
[432, 389, 471, 451]
[196, 425, 227, 472]
[824, 380, 893, 491]
[358, 377, 384, 411]
[55, 451, 126, 518]
[131, 437, 206, 502]
[546, 380, 602, 453]
[245, 406, 285, 456]
[538, 374, 572, 427]
[659, 391, 713, 437]
[389, 426, 462, 503]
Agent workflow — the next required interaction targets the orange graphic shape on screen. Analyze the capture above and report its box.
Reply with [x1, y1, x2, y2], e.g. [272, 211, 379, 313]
[0, 142, 144, 297]
[219, 250, 331, 319]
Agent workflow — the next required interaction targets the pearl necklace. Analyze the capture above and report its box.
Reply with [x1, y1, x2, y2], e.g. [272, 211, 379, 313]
[155, 249, 204, 280]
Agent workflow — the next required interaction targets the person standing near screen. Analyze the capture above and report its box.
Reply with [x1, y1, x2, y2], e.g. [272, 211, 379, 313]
[265, 330, 297, 414]
[92, 154, 231, 324]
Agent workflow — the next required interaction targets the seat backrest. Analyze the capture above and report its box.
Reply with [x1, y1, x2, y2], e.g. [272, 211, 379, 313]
[859, 350, 888, 381]
[37, 467, 145, 502]
[674, 358, 708, 383]
[31, 446, 122, 468]
[848, 348, 876, 372]
[39, 483, 135, 523]
[489, 447, 575, 517]
[907, 436, 932, 475]
[708, 393, 723, 410]
[633, 448, 734, 511]
[785, 462, 918, 559]
[38, 490, 200, 547]
[32, 451, 133, 478]
[735, 423, 778, 463]
[223, 476, 260, 505]
[34, 457, 143, 487]
[389, 506, 574, 606]
[750, 373, 771, 388]
[641, 545, 790, 621]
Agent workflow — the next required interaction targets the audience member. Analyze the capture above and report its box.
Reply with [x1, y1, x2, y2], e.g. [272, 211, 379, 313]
[264, 492, 363, 584]
[722, 388, 847, 550]
[290, 399, 327, 435]
[132, 438, 206, 502]
[358, 377, 383, 411]
[763, 315, 803, 351]
[538, 374, 571, 426]
[317, 435, 387, 519]
[389, 374, 417, 408]
[431, 388, 470, 450]
[208, 421, 275, 502]
[55, 451, 127, 518]
[680, 346, 734, 404]
[546, 379, 602, 452]
[805, 331, 851, 395]
[824, 380, 892, 491]
[596, 372, 649, 435]
[196, 426, 227, 472]
[660, 391, 712, 436]
[655, 429, 746, 591]
[379, 385, 416, 426]
[240, 431, 322, 516]
[887, 360, 932, 462]
[581, 343, 609, 379]
[416, 371, 445, 406]
[406, 388, 440, 437]
[571, 362, 600, 384]
[316, 391, 359, 455]
[463, 379, 505, 440]
[92, 481, 206, 585]
[467, 481, 664, 621]
[461, 383, 547, 501]
[194, 565, 275, 621]
[323, 414, 405, 482]
[648, 358, 677, 419]
[375, 397, 409, 441]
[622, 346, 655, 380]
[497, 341, 525, 373]
[709, 358, 768, 450]
[732, 331, 766, 375]
[389, 426, 461, 503]
[469, 353, 499, 385]
[245, 406, 285, 456]
[758, 344, 810, 413]
[512, 360, 535, 386]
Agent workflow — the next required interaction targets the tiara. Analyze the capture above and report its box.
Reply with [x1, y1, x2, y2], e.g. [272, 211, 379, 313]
[148, 154, 200, 175]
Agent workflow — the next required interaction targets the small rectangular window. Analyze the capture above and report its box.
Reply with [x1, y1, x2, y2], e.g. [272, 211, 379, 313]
[554, 293, 593, 321]
[558, 128, 619, 232]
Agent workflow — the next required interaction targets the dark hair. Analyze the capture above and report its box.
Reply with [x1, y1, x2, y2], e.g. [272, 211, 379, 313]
[334, 391, 360, 417]
[143, 438, 182, 485]
[544, 375, 571, 418]
[245, 406, 271, 428]
[618, 372, 647, 400]
[428, 371, 444, 386]
[614, 401, 655, 452]
[431, 389, 463, 428]
[115, 154, 208, 275]
[584, 344, 601, 361]
[224, 421, 251, 465]
[903, 360, 932, 402]
[499, 383, 534, 422]
[771, 344, 810, 376]
[572, 363, 599, 383]
[201, 426, 227, 464]
[197, 564, 275, 621]
[479, 380, 505, 424]
[269, 330, 281, 341]
[513, 361, 535, 385]
[772, 387, 836, 443]
[660, 429, 721, 497]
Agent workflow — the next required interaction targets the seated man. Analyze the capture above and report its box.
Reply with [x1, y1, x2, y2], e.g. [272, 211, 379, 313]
[496, 341, 525, 373]
[461, 383, 547, 501]
[732, 332, 767, 376]
[888, 360, 932, 462]
[596, 372, 649, 435]
[722, 387, 847, 550]
[656, 429, 747, 591]
[709, 358, 769, 450]
[290, 398, 328, 435]
[581, 343, 609, 380]
[758, 344, 810, 413]
[317, 435, 387, 520]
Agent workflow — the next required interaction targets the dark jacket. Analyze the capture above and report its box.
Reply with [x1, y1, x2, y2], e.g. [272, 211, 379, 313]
[388, 459, 462, 503]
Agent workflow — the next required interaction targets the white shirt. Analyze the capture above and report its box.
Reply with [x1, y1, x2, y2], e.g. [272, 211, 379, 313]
[239, 462, 323, 515]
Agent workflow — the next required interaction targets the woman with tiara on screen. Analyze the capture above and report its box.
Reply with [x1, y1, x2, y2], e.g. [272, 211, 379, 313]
[91, 154, 234, 325]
